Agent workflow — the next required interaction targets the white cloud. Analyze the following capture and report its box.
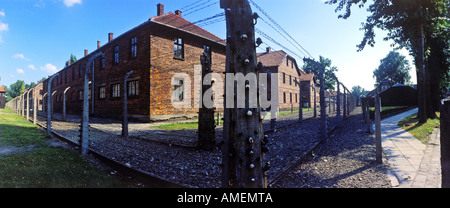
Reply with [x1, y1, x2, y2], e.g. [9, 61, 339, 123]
[0, 10, 5, 17]
[40, 63, 58, 73]
[28, 64, 36, 70]
[63, 0, 82, 7]
[16, 68, 25, 74]
[12, 53, 30, 60]
[0, 22, 8, 32]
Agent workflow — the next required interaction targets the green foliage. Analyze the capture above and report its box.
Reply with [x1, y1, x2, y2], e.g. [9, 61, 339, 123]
[373, 51, 412, 86]
[7, 80, 25, 99]
[302, 56, 338, 90]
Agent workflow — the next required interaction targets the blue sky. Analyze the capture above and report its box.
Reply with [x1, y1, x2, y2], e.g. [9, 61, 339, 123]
[0, 0, 416, 91]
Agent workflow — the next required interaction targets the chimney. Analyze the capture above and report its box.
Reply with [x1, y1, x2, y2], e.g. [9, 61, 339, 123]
[157, 3, 164, 16]
[266, 47, 271, 53]
[108, 33, 114, 42]
[175, 10, 182, 17]
[97, 40, 101, 49]
[84, 49, 88, 57]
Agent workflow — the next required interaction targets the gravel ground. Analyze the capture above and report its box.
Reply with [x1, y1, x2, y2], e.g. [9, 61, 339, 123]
[31, 107, 386, 188]
[272, 107, 392, 188]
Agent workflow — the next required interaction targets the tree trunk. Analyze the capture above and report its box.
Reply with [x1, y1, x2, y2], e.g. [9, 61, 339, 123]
[416, 22, 427, 124]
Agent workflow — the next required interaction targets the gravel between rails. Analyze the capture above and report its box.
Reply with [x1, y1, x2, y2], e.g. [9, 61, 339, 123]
[272, 108, 392, 188]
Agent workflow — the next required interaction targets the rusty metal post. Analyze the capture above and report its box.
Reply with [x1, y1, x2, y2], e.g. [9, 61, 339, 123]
[122, 70, 134, 137]
[221, 0, 267, 188]
[198, 51, 216, 150]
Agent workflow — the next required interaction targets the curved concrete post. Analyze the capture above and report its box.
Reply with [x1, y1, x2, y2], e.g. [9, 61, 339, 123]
[80, 51, 104, 155]
[34, 83, 43, 125]
[63, 86, 71, 121]
[26, 89, 30, 121]
[122, 70, 134, 137]
[47, 74, 59, 134]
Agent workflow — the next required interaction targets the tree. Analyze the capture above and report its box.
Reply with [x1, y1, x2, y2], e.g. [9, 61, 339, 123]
[351, 85, 368, 104]
[325, 0, 449, 123]
[373, 51, 412, 86]
[65, 54, 78, 66]
[8, 80, 25, 99]
[302, 56, 338, 90]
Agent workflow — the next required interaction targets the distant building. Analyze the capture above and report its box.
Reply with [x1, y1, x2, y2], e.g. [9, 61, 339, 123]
[257, 48, 319, 110]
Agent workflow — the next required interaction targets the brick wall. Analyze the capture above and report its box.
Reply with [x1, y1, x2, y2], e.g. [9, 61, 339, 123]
[41, 19, 226, 122]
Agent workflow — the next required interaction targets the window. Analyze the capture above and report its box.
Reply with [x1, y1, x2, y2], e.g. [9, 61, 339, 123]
[174, 37, 184, 59]
[100, 54, 105, 70]
[290, 93, 292, 103]
[283, 92, 286, 103]
[283, 72, 286, 84]
[99, 87, 106, 99]
[112, 84, 121, 98]
[128, 80, 139, 97]
[130, 37, 137, 59]
[173, 78, 184, 101]
[79, 65, 83, 78]
[79, 90, 83, 100]
[114, 45, 120, 64]
[289, 75, 292, 85]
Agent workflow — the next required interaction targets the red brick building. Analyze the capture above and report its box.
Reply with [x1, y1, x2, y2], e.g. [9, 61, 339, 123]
[41, 3, 226, 122]
[0, 85, 6, 109]
[257, 48, 318, 110]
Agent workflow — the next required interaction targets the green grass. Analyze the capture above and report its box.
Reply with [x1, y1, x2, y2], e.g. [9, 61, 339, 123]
[0, 107, 136, 188]
[0, 147, 132, 188]
[156, 121, 199, 130]
[0, 108, 48, 147]
[397, 112, 440, 144]
[369, 106, 408, 112]
[279, 107, 314, 116]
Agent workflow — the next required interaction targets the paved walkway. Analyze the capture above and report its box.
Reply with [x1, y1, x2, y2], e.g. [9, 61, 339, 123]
[380, 108, 441, 188]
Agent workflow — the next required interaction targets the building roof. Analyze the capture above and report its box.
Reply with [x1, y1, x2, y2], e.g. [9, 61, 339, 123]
[149, 12, 225, 45]
[257, 50, 306, 77]
[0, 85, 6, 93]
[299, 73, 314, 81]
[257, 50, 288, 67]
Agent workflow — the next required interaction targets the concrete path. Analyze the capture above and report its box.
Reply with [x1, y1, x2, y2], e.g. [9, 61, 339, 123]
[380, 108, 441, 188]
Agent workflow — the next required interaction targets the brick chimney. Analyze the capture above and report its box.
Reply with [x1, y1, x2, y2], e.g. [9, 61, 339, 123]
[266, 47, 271, 53]
[175, 10, 182, 17]
[97, 40, 101, 49]
[108, 33, 114, 42]
[84, 49, 88, 57]
[157, 3, 164, 16]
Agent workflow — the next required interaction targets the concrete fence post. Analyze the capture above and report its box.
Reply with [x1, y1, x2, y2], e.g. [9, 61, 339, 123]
[63, 86, 71, 122]
[47, 74, 59, 134]
[122, 70, 134, 137]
